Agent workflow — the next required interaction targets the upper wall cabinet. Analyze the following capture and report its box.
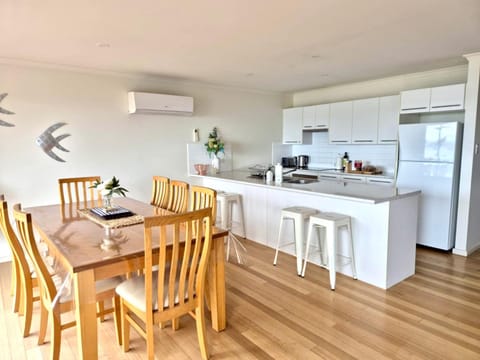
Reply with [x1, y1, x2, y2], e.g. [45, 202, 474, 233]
[399, 88, 430, 113]
[282, 107, 303, 144]
[329, 101, 353, 144]
[430, 84, 465, 112]
[378, 95, 400, 144]
[400, 84, 465, 114]
[303, 104, 329, 130]
[352, 98, 379, 144]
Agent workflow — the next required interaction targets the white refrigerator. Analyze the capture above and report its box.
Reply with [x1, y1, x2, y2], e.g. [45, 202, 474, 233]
[397, 121, 463, 250]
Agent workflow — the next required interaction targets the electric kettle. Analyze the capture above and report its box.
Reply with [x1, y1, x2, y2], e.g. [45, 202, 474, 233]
[298, 155, 309, 169]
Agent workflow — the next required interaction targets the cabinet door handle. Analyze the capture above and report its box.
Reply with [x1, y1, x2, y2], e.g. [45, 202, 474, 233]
[353, 140, 374, 143]
[343, 177, 363, 181]
[380, 139, 397, 143]
[331, 140, 349, 143]
[401, 106, 428, 111]
[368, 179, 393, 184]
[284, 141, 300, 144]
[303, 125, 313, 128]
[431, 104, 461, 109]
[315, 125, 327, 128]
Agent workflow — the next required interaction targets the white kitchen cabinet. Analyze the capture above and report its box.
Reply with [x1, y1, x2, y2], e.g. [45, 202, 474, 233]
[400, 88, 431, 114]
[303, 104, 329, 130]
[378, 95, 400, 144]
[352, 98, 379, 144]
[400, 84, 465, 114]
[302, 105, 316, 129]
[430, 84, 465, 112]
[282, 107, 303, 144]
[329, 101, 353, 144]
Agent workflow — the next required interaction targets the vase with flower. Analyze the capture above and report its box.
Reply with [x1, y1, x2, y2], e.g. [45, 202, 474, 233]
[90, 176, 128, 210]
[205, 127, 225, 174]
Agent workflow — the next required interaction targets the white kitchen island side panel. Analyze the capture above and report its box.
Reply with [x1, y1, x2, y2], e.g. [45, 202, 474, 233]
[265, 189, 390, 288]
[202, 178, 268, 243]
[201, 176, 418, 289]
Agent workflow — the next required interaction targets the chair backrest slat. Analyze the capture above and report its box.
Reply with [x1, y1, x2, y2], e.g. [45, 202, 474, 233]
[190, 185, 217, 225]
[167, 180, 189, 214]
[58, 176, 102, 208]
[151, 176, 170, 208]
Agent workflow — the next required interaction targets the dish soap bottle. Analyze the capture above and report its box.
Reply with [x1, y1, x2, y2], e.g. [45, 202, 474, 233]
[342, 152, 349, 171]
[266, 169, 273, 183]
[274, 163, 283, 184]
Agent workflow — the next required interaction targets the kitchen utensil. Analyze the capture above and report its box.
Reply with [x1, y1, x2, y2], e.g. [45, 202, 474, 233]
[298, 155, 309, 169]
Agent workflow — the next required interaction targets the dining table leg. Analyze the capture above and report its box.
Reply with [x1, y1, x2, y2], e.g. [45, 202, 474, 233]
[208, 235, 227, 331]
[73, 269, 98, 360]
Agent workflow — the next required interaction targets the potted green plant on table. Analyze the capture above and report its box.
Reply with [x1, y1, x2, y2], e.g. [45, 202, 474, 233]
[90, 176, 128, 209]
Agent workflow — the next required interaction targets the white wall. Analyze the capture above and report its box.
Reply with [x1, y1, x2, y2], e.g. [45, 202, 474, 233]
[454, 53, 480, 256]
[0, 62, 284, 260]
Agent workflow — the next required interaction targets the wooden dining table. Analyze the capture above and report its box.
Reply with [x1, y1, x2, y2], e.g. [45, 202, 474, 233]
[26, 197, 228, 360]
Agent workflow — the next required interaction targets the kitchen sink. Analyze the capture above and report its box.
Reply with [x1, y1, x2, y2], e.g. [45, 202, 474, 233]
[283, 178, 318, 184]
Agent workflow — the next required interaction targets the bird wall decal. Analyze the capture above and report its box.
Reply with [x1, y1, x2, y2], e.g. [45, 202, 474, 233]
[36, 122, 71, 162]
[0, 93, 15, 127]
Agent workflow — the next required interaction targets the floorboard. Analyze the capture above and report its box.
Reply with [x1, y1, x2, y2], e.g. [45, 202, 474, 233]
[1, 240, 479, 359]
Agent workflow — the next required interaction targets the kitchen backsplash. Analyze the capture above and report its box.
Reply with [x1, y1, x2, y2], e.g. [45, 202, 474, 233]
[273, 132, 397, 177]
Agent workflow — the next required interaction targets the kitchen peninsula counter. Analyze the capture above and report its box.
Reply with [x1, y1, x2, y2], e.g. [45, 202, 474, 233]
[202, 169, 419, 204]
[196, 170, 420, 289]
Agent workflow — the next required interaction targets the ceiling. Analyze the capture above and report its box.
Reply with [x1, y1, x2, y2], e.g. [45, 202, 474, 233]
[1, 0, 480, 93]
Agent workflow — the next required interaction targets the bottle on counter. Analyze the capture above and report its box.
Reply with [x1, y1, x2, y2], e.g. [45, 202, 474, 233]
[274, 163, 283, 184]
[342, 152, 349, 171]
[266, 170, 273, 183]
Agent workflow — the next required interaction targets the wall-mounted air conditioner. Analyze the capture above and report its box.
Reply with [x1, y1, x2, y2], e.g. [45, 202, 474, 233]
[128, 91, 194, 115]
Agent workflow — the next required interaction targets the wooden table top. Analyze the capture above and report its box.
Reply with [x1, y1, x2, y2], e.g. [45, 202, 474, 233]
[26, 197, 227, 273]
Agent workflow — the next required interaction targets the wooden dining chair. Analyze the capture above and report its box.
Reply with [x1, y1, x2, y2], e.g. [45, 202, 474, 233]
[58, 176, 102, 208]
[115, 208, 213, 360]
[150, 176, 170, 208]
[166, 180, 189, 213]
[13, 204, 123, 360]
[0, 195, 39, 337]
[190, 185, 217, 225]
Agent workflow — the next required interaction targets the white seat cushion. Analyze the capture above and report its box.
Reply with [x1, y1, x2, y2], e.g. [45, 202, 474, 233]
[116, 271, 190, 312]
[53, 275, 123, 305]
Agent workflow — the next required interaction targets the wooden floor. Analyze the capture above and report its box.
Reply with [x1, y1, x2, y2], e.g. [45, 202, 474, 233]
[1, 240, 480, 359]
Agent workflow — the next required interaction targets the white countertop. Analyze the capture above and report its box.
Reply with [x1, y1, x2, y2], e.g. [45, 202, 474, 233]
[197, 169, 420, 204]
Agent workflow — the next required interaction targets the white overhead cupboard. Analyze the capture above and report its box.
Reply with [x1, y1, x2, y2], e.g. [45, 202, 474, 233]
[283, 95, 401, 145]
[378, 95, 401, 144]
[329, 101, 353, 144]
[400, 83, 465, 114]
[302, 104, 329, 130]
[282, 107, 303, 144]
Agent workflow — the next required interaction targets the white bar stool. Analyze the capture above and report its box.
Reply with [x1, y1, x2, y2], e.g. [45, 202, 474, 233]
[273, 206, 318, 275]
[301, 212, 357, 290]
[217, 192, 247, 264]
